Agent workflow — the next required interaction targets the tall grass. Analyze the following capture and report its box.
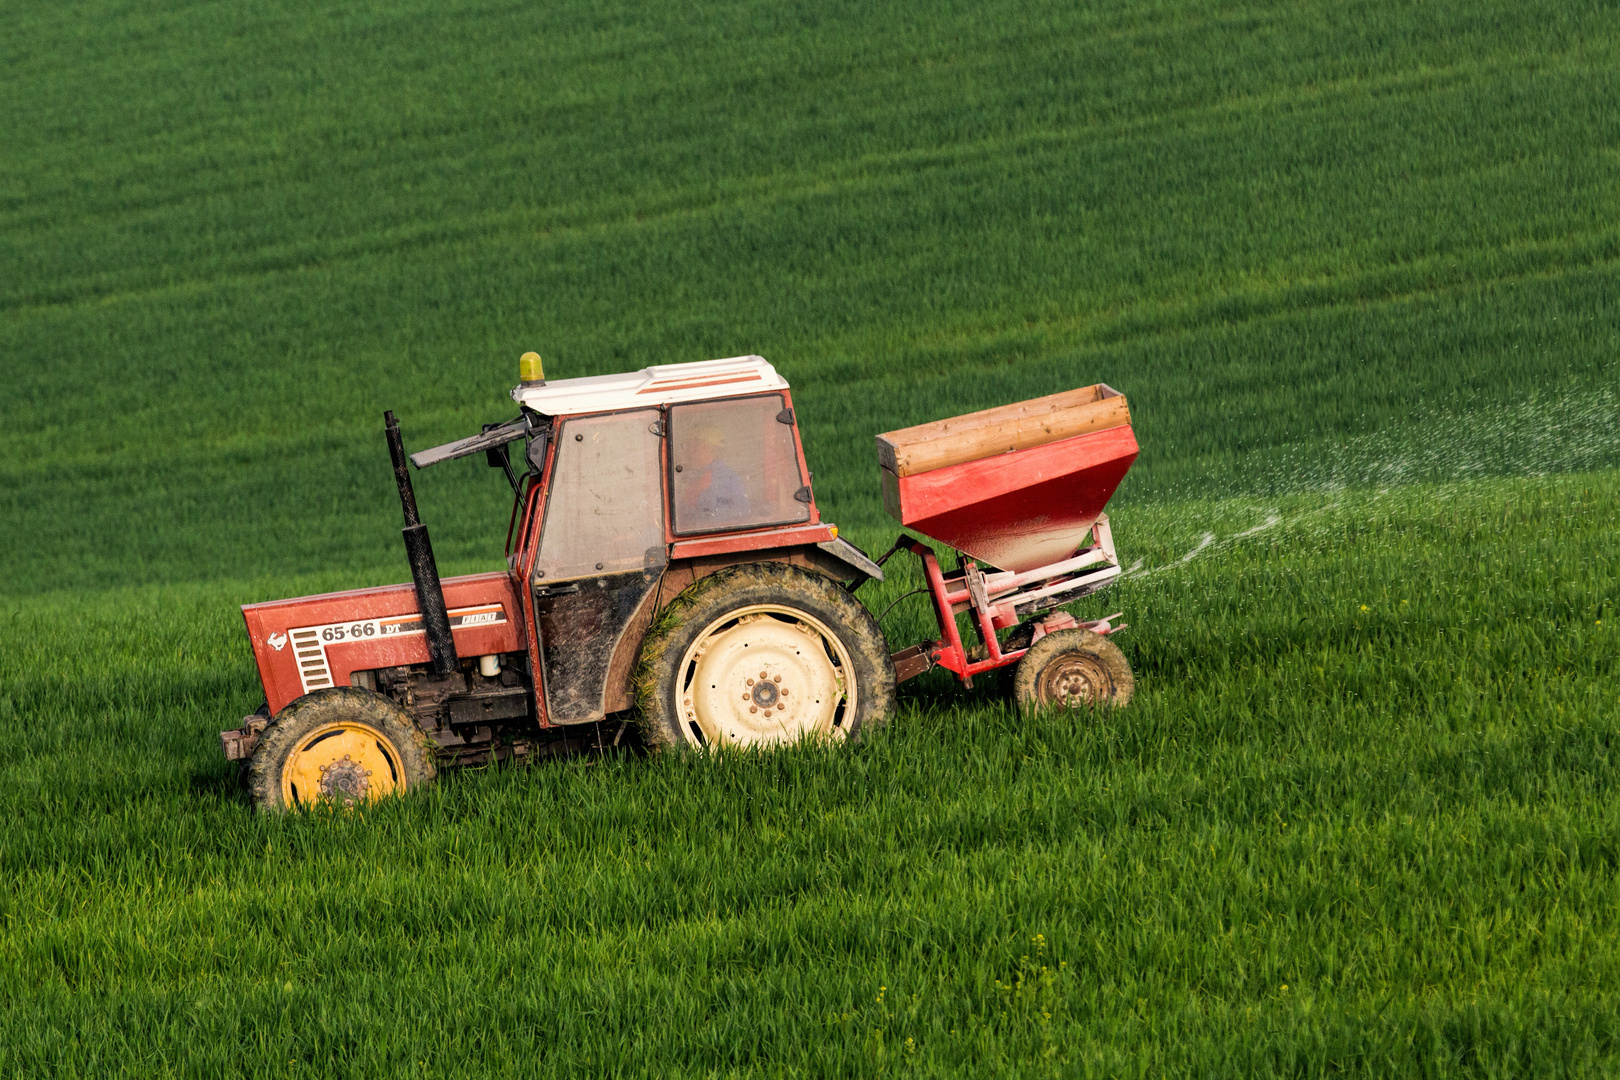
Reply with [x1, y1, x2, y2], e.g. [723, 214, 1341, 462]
[2, 472, 1616, 1076]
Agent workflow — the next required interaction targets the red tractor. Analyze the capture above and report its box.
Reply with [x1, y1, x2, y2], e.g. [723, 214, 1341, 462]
[222, 353, 1139, 811]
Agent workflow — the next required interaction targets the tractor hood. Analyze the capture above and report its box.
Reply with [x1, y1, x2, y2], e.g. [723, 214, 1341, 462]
[242, 571, 527, 714]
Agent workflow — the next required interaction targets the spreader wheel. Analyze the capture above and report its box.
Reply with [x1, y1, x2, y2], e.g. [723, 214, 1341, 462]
[636, 562, 896, 750]
[247, 687, 436, 812]
[1013, 627, 1134, 710]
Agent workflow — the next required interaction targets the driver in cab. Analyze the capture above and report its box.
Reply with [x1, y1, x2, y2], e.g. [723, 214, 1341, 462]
[679, 425, 750, 528]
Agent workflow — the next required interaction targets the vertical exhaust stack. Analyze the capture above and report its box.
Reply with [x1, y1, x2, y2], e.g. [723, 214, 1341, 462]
[384, 411, 459, 677]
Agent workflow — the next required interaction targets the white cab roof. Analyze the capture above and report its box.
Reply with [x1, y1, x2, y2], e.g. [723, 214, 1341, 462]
[511, 355, 788, 416]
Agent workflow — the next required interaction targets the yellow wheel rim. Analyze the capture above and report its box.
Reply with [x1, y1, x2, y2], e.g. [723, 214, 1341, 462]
[280, 721, 406, 809]
[675, 604, 854, 748]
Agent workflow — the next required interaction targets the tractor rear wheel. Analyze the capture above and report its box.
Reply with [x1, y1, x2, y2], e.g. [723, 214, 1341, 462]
[636, 562, 896, 750]
[1012, 628, 1134, 710]
[247, 687, 436, 812]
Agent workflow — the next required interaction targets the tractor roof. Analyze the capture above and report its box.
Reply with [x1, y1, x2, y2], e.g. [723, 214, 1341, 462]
[510, 355, 789, 416]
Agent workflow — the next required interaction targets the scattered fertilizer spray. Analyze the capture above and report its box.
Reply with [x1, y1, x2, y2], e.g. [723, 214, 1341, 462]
[1125, 377, 1617, 580]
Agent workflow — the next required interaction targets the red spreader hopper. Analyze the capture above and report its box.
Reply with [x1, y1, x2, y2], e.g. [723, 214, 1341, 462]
[877, 384, 1138, 573]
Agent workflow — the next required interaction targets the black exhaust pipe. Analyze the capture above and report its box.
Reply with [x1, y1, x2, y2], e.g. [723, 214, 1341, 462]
[385, 411, 459, 677]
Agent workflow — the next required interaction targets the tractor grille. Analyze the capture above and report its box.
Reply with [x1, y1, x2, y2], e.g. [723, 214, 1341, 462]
[291, 629, 332, 693]
[281, 604, 507, 698]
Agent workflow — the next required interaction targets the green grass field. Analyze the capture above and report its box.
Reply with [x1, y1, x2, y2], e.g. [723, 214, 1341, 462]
[3, 0, 1618, 1074]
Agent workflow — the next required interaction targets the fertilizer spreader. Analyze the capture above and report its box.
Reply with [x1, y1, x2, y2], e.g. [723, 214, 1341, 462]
[875, 382, 1137, 698]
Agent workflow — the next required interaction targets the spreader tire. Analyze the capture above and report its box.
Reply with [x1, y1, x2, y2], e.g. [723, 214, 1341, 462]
[247, 687, 437, 812]
[1013, 628, 1134, 710]
[635, 561, 896, 751]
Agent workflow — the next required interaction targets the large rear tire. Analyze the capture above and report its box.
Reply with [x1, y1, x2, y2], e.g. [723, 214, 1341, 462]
[1012, 628, 1134, 710]
[635, 562, 896, 750]
[247, 687, 437, 812]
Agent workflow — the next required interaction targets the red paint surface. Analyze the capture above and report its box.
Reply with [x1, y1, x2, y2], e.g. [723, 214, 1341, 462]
[242, 571, 527, 714]
[885, 425, 1138, 572]
[668, 522, 835, 560]
[515, 434, 557, 725]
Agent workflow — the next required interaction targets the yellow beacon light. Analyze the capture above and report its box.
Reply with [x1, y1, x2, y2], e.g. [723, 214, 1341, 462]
[519, 351, 546, 387]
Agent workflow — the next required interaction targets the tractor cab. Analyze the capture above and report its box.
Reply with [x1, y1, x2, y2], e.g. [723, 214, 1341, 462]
[408, 355, 880, 727]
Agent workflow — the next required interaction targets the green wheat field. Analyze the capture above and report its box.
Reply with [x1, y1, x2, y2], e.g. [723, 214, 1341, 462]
[2, 0, 1618, 1075]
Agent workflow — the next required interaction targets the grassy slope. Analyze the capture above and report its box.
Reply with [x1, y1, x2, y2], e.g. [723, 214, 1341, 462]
[2, 0, 1619, 1074]
[2, 476, 1616, 1076]
[2, 0, 1617, 588]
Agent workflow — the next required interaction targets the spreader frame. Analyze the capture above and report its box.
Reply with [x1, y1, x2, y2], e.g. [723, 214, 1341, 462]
[890, 515, 1126, 687]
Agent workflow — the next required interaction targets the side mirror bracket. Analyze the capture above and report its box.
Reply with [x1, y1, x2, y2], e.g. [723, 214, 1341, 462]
[525, 432, 549, 476]
[483, 425, 522, 495]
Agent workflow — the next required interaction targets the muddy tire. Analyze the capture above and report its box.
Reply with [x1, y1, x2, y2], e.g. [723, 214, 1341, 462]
[635, 561, 896, 750]
[1012, 628, 1134, 710]
[247, 687, 437, 812]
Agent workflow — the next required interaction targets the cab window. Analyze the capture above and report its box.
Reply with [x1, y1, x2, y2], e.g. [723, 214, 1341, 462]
[669, 395, 809, 535]
[535, 409, 664, 581]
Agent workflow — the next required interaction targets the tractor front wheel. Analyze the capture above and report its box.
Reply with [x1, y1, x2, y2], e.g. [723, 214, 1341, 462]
[1012, 627, 1134, 711]
[636, 562, 896, 750]
[247, 687, 436, 812]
